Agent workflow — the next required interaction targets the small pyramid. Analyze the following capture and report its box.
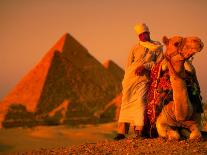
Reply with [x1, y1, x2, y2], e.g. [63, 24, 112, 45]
[103, 60, 124, 82]
[0, 33, 124, 127]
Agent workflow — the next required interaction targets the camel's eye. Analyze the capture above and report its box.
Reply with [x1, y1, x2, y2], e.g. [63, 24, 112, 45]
[174, 42, 180, 47]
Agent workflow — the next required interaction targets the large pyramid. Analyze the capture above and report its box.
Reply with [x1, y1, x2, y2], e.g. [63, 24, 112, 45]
[0, 33, 124, 128]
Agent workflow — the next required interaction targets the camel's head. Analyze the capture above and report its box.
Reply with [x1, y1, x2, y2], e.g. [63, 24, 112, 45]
[162, 36, 204, 61]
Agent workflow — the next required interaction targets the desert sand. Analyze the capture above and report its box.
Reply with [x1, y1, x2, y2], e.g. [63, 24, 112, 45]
[0, 122, 117, 154]
[1, 122, 207, 155]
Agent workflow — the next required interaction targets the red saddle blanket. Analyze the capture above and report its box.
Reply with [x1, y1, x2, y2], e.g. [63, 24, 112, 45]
[146, 62, 172, 126]
[145, 62, 202, 126]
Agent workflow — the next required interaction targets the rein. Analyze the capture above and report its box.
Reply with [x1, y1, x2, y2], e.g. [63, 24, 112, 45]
[164, 38, 187, 79]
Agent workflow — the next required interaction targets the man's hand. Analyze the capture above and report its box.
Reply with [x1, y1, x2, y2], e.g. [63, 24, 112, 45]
[135, 65, 145, 76]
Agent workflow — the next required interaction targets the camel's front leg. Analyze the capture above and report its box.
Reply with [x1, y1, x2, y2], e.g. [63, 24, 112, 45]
[189, 124, 202, 140]
[181, 112, 202, 140]
[182, 120, 202, 140]
[156, 103, 180, 140]
[156, 113, 180, 140]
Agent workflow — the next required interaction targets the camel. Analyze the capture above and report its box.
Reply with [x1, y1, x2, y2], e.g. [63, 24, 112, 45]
[156, 36, 204, 140]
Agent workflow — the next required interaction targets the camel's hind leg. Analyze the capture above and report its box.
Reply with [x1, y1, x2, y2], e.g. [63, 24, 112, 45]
[156, 112, 180, 140]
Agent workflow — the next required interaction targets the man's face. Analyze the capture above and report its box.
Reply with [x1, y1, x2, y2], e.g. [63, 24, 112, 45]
[139, 32, 151, 42]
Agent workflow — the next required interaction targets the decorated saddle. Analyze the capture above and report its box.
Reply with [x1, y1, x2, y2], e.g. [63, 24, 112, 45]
[143, 61, 203, 137]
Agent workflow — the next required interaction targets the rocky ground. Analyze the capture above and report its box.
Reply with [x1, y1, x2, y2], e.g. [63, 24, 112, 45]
[13, 137, 207, 155]
[1, 121, 207, 155]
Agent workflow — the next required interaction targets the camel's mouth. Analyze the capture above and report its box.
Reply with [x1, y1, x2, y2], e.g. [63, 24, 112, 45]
[187, 52, 196, 59]
[185, 49, 200, 60]
[199, 41, 204, 51]
[183, 41, 203, 59]
[192, 39, 204, 52]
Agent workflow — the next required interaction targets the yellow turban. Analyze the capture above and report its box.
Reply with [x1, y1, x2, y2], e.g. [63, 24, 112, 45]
[134, 23, 149, 35]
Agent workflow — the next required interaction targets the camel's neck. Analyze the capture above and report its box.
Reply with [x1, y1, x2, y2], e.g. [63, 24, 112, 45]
[167, 59, 192, 121]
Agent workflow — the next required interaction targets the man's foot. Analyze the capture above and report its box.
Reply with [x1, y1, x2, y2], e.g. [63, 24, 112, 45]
[114, 134, 126, 140]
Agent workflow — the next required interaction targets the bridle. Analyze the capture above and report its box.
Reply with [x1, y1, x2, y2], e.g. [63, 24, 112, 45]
[164, 38, 187, 79]
[165, 38, 187, 61]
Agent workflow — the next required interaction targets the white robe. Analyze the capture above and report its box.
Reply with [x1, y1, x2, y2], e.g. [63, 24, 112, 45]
[118, 41, 163, 127]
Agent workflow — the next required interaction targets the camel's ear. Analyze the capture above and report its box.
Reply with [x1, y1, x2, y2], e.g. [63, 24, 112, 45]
[162, 36, 169, 45]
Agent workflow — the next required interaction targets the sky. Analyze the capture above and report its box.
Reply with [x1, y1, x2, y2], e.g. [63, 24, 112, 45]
[0, 0, 207, 101]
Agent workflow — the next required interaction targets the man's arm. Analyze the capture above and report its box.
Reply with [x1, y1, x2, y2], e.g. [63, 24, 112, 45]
[143, 61, 155, 70]
[143, 46, 163, 70]
[125, 46, 135, 69]
[155, 47, 164, 63]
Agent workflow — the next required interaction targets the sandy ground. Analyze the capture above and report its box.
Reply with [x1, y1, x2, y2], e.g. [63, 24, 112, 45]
[68, 138, 207, 155]
[0, 122, 117, 155]
[1, 122, 207, 155]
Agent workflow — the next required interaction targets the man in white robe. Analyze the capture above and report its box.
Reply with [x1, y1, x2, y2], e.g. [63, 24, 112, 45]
[114, 23, 163, 140]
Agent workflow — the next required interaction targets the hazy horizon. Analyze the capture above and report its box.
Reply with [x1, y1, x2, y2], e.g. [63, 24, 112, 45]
[0, 0, 207, 101]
